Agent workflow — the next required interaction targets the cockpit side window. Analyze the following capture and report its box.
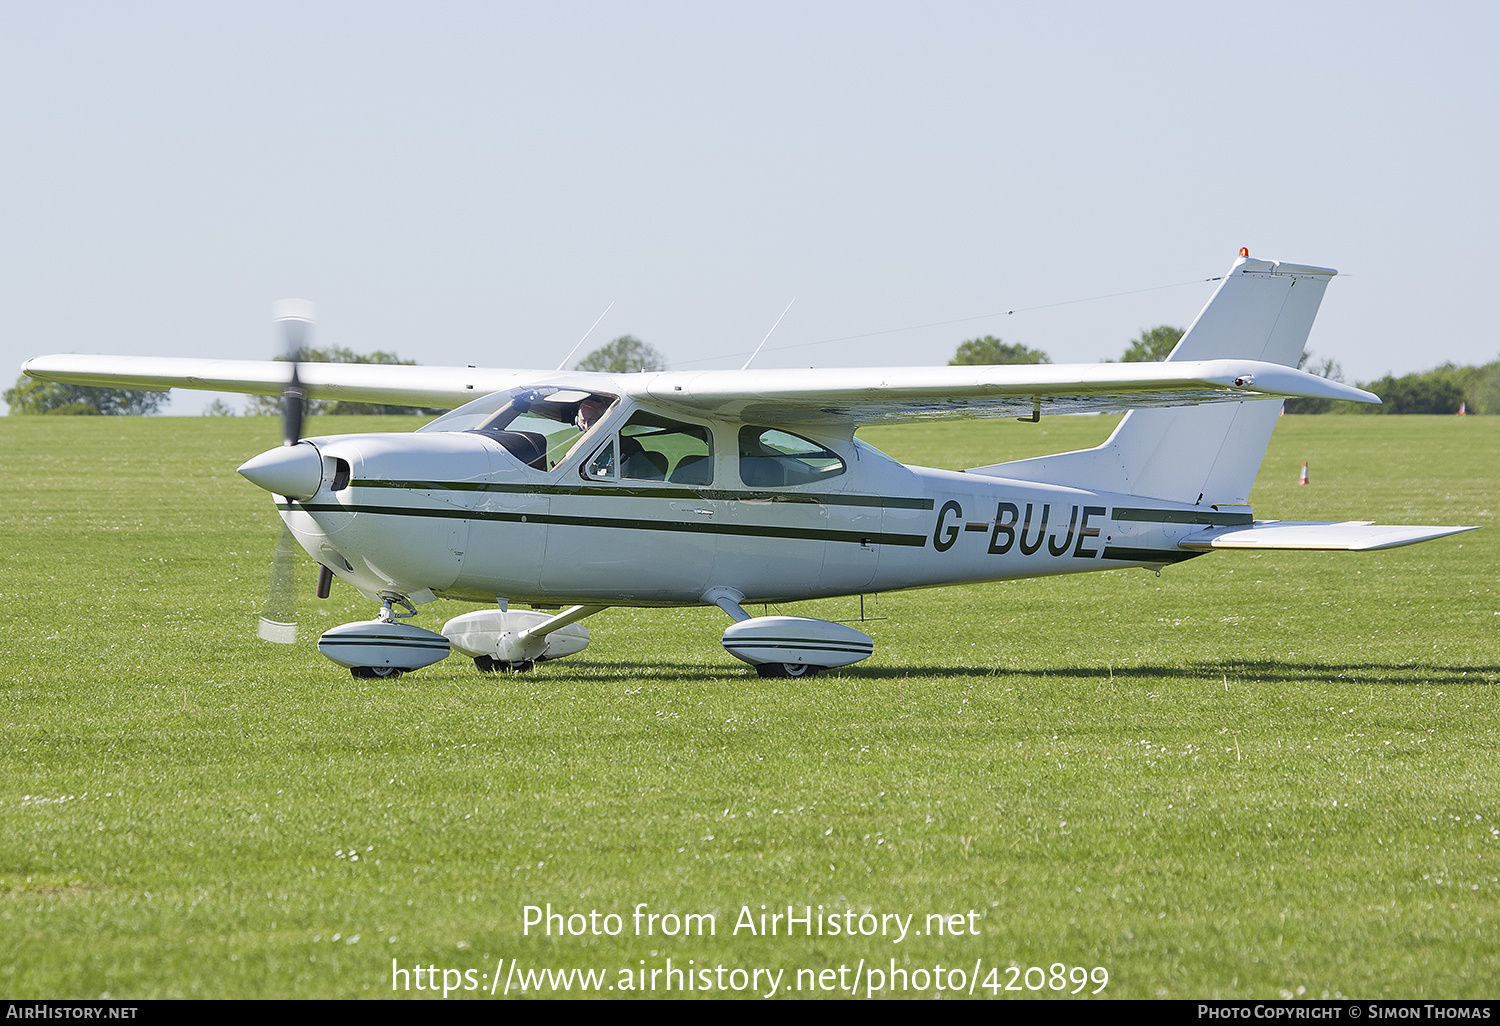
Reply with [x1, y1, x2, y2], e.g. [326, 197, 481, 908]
[586, 440, 616, 480]
[582, 410, 714, 484]
[738, 427, 845, 487]
[419, 386, 617, 471]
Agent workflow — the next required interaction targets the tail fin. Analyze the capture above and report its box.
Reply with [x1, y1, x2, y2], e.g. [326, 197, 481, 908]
[974, 254, 1337, 506]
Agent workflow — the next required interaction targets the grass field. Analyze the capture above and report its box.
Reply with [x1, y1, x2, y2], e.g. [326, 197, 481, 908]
[2, 412, 1496, 999]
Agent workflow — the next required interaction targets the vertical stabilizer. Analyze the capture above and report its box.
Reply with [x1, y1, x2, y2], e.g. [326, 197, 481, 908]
[973, 254, 1336, 505]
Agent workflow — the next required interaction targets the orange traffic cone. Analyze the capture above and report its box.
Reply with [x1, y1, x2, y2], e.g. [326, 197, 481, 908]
[1299, 461, 1309, 486]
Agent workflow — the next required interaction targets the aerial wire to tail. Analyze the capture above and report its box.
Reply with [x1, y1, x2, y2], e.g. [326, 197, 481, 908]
[673, 274, 1225, 369]
[258, 299, 316, 644]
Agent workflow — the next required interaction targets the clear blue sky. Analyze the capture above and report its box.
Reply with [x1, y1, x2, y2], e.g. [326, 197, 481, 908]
[3, 1, 1495, 413]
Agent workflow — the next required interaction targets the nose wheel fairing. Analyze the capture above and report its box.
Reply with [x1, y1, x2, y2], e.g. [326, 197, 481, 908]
[316, 620, 452, 675]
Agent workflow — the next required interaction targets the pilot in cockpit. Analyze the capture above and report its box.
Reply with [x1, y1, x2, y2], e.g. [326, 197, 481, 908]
[576, 396, 646, 479]
[575, 396, 609, 433]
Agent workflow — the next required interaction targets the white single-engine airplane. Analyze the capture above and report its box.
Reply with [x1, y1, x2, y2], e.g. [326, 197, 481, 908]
[23, 252, 1475, 679]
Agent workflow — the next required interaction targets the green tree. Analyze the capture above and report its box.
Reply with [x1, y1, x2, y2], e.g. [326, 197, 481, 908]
[574, 335, 668, 373]
[1473, 361, 1500, 415]
[1283, 356, 1500, 416]
[1283, 351, 1346, 414]
[243, 346, 438, 416]
[4, 376, 167, 416]
[1119, 325, 1184, 362]
[1358, 370, 1465, 415]
[949, 336, 1050, 366]
[1430, 360, 1499, 414]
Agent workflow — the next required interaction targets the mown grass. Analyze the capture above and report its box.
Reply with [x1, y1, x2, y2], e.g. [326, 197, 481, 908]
[1, 412, 1495, 999]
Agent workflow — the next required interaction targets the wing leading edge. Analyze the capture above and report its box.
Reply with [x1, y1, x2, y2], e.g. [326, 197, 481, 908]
[20, 355, 548, 410]
[637, 360, 1377, 425]
[22, 354, 1377, 425]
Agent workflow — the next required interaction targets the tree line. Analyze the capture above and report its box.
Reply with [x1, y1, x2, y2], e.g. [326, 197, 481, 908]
[1274, 353, 1500, 415]
[952, 326, 1499, 415]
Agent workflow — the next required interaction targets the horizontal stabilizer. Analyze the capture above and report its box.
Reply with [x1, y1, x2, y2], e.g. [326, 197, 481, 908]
[1179, 521, 1477, 552]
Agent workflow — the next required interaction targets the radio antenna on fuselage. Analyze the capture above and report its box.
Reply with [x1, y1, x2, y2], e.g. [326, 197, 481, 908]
[740, 298, 796, 371]
[556, 301, 616, 371]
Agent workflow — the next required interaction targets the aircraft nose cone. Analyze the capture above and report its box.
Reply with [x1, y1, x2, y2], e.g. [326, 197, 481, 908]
[238, 441, 324, 500]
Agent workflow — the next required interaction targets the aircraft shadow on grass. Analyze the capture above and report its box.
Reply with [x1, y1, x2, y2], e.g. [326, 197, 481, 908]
[855, 660, 1500, 687]
[514, 659, 1500, 687]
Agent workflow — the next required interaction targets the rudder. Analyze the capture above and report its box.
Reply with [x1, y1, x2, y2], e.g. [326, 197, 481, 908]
[973, 254, 1336, 506]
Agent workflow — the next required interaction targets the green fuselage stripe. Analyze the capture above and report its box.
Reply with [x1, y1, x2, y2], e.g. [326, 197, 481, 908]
[1101, 545, 1204, 564]
[1111, 507, 1253, 527]
[283, 501, 928, 548]
[354, 478, 934, 510]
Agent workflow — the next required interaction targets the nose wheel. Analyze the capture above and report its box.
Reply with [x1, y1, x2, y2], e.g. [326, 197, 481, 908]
[346, 594, 420, 677]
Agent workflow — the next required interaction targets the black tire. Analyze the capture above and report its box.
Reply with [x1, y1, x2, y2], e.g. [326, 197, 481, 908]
[351, 665, 403, 680]
[475, 656, 534, 674]
[755, 662, 820, 679]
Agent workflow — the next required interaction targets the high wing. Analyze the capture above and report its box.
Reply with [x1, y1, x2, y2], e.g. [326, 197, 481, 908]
[20, 354, 1376, 425]
[18, 355, 549, 410]
[637, 361, 1376, 425]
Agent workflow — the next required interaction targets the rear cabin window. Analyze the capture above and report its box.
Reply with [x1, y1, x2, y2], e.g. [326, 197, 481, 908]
[738, 427, 845, 487]
[584, 410, 714, 485]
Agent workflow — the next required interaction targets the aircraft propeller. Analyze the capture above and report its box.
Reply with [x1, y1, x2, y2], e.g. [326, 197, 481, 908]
[256, 299, 316, 644]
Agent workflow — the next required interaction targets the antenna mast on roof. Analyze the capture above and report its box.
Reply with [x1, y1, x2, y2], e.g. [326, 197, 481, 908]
[740, 298, 796, 371]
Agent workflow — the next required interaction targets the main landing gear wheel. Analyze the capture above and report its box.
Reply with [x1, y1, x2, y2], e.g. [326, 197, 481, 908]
[351, 666, 404, 679]
[474, 655, 536, 674]
[755, 662, 821, 679]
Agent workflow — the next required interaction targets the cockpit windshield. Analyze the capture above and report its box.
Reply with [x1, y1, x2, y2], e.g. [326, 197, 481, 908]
[418, 385, 619, 471]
